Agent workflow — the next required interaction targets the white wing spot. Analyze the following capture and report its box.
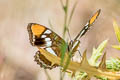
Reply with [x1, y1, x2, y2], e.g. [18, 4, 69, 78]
[45, 38, 51, 41]
[46, 48, 56, 56]
[46, 41, 52, 47]
[41, 35, 46, 38]
[44, 30, 51, 34]
[40, 46, 46, 48]
[33, 36, 35, 39]
[33, 38, 36, 41]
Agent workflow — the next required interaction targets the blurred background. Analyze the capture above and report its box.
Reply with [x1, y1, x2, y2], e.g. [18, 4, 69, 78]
[0, 0, 120, 80]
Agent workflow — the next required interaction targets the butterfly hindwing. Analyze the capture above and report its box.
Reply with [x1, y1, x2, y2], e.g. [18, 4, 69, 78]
[34, 51, 58, 69]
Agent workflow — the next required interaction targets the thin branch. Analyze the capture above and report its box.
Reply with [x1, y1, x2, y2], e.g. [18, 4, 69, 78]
[63, 0, 69, 38]
[67, 0, 79, 27]
[44, 69, 52, 80]
[48, 19, 54, 30]
[60, 0, 64, 9]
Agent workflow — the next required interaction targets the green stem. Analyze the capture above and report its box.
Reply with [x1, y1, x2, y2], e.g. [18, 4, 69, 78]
[63, 0, 69, 38]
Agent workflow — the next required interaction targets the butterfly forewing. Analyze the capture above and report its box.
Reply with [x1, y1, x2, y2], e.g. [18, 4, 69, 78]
[69, 9, 101, 56]
[89, 9, 101, 25]
[74, 9, 101, 40]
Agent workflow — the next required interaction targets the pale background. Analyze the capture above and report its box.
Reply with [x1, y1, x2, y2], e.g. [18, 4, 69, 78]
[0, 0, 120, 80]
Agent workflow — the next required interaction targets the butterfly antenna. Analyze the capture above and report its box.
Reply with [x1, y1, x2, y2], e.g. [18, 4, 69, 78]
[74, 9, 101, 41]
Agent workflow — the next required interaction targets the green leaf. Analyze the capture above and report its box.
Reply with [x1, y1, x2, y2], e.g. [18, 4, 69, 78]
[106, 58, 120, 71]
[89, 40, 108, 66]
[72, 72, 87, 80]
[112, 45, 120, 50]
[96, 76, 108, 80]
[113, 20, 120, 43]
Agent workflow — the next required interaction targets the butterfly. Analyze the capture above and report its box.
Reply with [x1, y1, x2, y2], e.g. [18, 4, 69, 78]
[27, 9, 101, 69]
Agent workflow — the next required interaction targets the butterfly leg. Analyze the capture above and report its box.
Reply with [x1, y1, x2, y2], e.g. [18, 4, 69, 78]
[68, 40, 73, 51]
[71, 49, 82, 61]
[76, 50, 82, 58]
[66, 28, 72, 42]
[70, 39, 83, 59]
[75, 41, 83, 60]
